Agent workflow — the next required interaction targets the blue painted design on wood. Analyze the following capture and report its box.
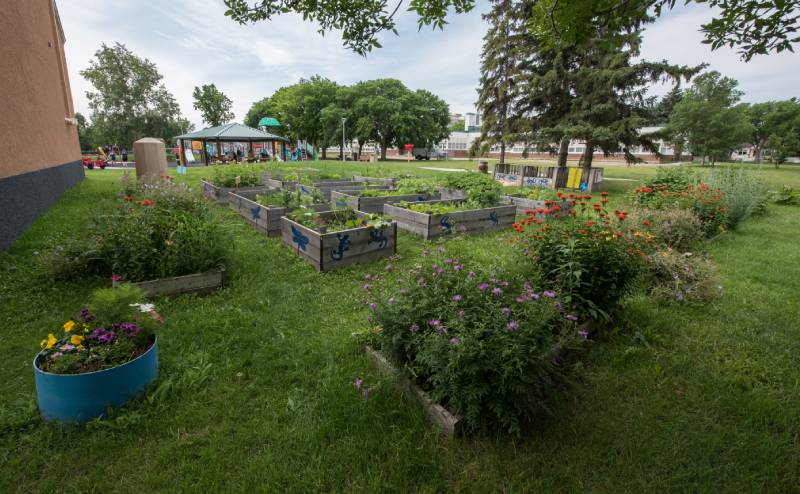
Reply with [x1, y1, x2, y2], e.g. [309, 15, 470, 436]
[291, 225, 309, 252]
[488, 211, 499, 226]
[579, 182, 589, 192]
[330, 233, 351, 261]
[299, 185, 312, 195]
[368, 228, 388, 249]
[440, 216, 453, 234]
[250, 205, 261, 220]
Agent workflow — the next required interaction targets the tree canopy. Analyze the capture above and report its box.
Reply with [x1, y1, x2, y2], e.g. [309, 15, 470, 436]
[223, 0, 799, 60]
[192, 84, 235, 127]
[80, 43, 192, 147]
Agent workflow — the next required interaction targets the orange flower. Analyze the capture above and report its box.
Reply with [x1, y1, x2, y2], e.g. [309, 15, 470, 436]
[139, 199, 156, 206]
[600, 191, 609, 197]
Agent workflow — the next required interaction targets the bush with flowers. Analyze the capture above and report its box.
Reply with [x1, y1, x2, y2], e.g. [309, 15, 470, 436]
[363, 256, 584, 434]
[37, 284, 161, 374]
[48, 177, 229, 282]
[632, 182, 728, 238]
[624, 208, 704, 252]
[515, 192, 653, 319]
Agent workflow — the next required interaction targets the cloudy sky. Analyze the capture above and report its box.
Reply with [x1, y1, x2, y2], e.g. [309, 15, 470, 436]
[59, 0, 800, 128]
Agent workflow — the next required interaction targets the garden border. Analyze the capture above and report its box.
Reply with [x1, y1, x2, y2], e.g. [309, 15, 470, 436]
[383, 200, 516, 240]
[119, 269, 226, 296]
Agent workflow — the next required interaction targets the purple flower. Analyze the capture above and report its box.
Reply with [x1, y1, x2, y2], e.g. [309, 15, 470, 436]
[417, 277, 426, 287]
[354, 377, 363, 390]
[79, 308, 95, 323]
[449, 337, 460, 345]
[121, 323, 140, 335]
[516, 295, 527, 303]
[90, 327, 106, 339]
[530, 292, 540, 300]
[478, 283, 490, 291]
[543, 290, 556, 298]
[501, 307, 512, 317]
[437, 325, 448, 335]
[368, 303, 377, 311]
[111, 274, 122, 283]
[428, 319, 441, 328]
[467, 271, 476, 279]
[367, 315, 373, 322]
[452, 294, 462, 302]
[454, 264, 463, 272]
[566, 314, 578, 321]
[410, 323, 419, 333]
[492, 287, 503, 296]
[387, 297, 396, 305]
[444, 258, 453, 264]
[458, 310, 465, 318]
[61, 344, 76, 351]
[507, 320, 519, 331]
[432, 264, 443, 275]
[363, 283, 371, 291]
[578, 330, 589, 339]
[362, 388, 370, 401]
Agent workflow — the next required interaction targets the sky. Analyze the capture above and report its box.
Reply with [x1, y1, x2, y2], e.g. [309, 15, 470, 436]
[58, 0, 800, 129]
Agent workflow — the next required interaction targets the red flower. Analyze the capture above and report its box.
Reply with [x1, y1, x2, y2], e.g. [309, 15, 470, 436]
[578, 229, 588, 235]
[642, 219, 651, 227]
[139, 199, 155, 206]
[512, 223, 523, 232]
[600, 191, 609, 197]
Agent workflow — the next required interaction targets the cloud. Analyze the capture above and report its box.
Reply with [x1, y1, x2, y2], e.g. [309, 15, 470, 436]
[58, 0, 798, 130]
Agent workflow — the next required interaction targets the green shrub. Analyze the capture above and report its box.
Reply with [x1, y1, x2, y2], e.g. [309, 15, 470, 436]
[631, 184, 728, 238]
[625, 208, 704, 251]
[211, 165, 264, 187]
[644, 249, 720, 304]
[769, 185, 800, 205]
[705, 166, 763, 229]
[49, 179, 229, 282]
[367, 258, 581, 434]
[440, 173, 503, 207]
[516, 193, 651, 319]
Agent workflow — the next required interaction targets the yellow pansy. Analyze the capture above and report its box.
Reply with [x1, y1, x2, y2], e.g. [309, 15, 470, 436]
[63, 320, 75, 332]
[70, 334, 84, 346]
[40, 333, 57, 349]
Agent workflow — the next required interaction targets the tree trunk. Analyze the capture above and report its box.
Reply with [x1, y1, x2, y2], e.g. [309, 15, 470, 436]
[500, 141, 506, 164]
[380, 141, 387, 161]
[701, 155, 706, 166]
[358, 142, 364, 157]
[581, 142, 594, 188]
[339, 143, 344, 160]
[672, 142, 682, 162]
[557, 138, 569, 167]
[322, 145, 327, 160]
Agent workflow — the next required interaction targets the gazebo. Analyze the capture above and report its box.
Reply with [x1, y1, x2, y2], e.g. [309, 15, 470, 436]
[175, 123, 288, 166]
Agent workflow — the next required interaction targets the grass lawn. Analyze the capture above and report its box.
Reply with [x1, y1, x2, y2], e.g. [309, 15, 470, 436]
[1, 160, 799, 492]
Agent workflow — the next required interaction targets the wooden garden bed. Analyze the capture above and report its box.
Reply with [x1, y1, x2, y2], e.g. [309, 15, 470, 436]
[301, 183, 393, 201]
[228, 191, 327, 237]
[364, 346, 462, 437]
[200, 180, 273, 204]
[352, 175, 397, 186]
[280, 212, 397, 271]
[383, 200, 516, 240]
[330, 191, 434, 214]
[502, 195, 574, 217]
[436, 187, 467, 201]
[118, 269, 226, 297]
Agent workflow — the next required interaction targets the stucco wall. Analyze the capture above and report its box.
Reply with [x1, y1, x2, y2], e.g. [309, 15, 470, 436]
[0, 0, 80, 180]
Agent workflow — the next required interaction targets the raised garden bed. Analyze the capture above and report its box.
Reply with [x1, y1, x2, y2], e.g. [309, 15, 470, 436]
[200, 180, 273, 204]
[364, 346, 462, 437]
[330, 190, 433, 214]
[229, 191, 327, 237]
[116, 269, 226, 296]
[383, 200, 516, 240]
[436, 187, 467, 201]
[502, 195, 574, 217]
[280, 211, 397, 272]
[301, 183, 393, 201]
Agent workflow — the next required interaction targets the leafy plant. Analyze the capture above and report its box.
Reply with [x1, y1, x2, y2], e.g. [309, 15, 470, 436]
[705, 165, 763, 228]
[288, 208, 390, 232]
[36, 284, 162, 375]
[631, 183, 728, 238]
[440, 173, 503, 207]
[643, 249, 720, 304]
[255, 188, 323, 208]
[504, 187, 562, 201]
[769, 185, 800, 205]
[366, 257, 582, 434]
[210, 165, 264, 187]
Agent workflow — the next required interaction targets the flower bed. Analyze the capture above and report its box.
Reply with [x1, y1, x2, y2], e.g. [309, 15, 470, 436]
[229, 188, 328, 237]
[201, 165, 272, 204]
[360, 258, 585, 434]
[200, 179, 274, 204]
[383, 200, 516, 240]
[280, 209, 397, 271]
[503, 189, 575, 217]
[33, 284, 162, 423]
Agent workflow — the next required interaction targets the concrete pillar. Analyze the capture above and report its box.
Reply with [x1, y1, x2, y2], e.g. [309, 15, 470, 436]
[133, 138, 167, 181]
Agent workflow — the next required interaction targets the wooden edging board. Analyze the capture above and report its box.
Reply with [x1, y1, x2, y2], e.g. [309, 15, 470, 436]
[383, 200, 516, 240]
[364, 346, 462, 437]
[330, 191, 433, 214]
[120, 269, 226, 297]
[228, 191, 328, 237]
[352, 175, 397, 186]
[280, 212, 398, 272]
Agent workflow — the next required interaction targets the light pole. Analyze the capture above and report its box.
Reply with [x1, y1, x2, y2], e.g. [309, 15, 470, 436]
[341, 117, 347, 162]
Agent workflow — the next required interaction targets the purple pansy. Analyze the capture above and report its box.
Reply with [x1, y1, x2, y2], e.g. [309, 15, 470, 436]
[354, 377, 363, 390]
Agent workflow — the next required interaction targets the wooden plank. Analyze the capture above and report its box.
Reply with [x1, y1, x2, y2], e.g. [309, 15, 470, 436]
[364, 346, 462, 437]
[129, 269, 225, 297]
[436, 188, 467, 200]
[352, 175, 397, 185]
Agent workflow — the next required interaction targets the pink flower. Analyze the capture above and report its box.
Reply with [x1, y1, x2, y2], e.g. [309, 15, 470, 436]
[111, 274, 122, 282]
[578, 329, 589, 339]
[478, 283, 490, 291]
[543, 290, 556, 298]
[354, 377, 363, 390]
[500, 307, 512, 317]
[506, 320, 519, 331]
[452, 294, 462, 302]
[363, 283, 371, 290]
[492, 287, 503, 296]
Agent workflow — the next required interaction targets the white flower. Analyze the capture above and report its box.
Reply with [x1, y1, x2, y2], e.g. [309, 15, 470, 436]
[130, 303, 156, 313]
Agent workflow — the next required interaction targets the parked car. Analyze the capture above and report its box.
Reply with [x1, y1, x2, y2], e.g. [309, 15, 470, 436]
[413, 148, 446, 160]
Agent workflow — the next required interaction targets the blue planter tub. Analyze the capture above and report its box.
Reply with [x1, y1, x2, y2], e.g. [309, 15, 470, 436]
[33, 338, 159, 424]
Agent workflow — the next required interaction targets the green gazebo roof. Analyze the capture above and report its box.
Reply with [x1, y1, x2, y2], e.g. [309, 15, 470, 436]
[258, 117, 281, 127]
[175, 122, 287, 141]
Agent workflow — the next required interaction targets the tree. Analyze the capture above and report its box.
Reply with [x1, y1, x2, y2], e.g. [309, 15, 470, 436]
[668, 71, 754, 164]
[192, 84, 235, 127]
[80, 43, 191, 146]
[475, 0, 525, 164]
[350, 79, 407, 160]
[449, 119, 465, 132]
[223, 0, 799, 60]
[745, 99, 800, 164]
[74, 112, 93, 151]
[394, 89, 450, 149]
[244, 96, 276, 128]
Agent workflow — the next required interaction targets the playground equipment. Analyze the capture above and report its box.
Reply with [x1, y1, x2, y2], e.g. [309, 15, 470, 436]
[291, 141, 315, 161]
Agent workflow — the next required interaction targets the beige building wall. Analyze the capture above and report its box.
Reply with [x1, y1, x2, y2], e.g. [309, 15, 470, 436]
[0, 0, 80, 180]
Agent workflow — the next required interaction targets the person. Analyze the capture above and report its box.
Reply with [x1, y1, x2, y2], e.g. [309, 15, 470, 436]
[236, 149, 242, 162]
[121, 148, 128, 162]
